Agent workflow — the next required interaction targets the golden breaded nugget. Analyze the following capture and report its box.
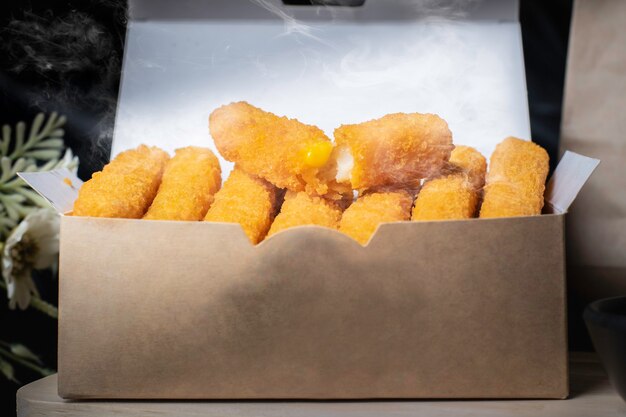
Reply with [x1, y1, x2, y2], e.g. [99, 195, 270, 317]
[333, 112, 453, 192]
[412, 146, 485, 221]
[449, 145, 487, 189]
[267, 191, 343, 237]
[210, 102, 347, 198]
[339, 191, 413, 245]
[479, 137, 549, 218]
[412, 175, 478, 221]
[204, 168, 277, 244]
[144, 147, 221, 221]
[73, 145, 169, 218]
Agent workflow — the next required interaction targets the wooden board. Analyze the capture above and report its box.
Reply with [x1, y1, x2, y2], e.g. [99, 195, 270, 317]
[16, 353, 626, 416]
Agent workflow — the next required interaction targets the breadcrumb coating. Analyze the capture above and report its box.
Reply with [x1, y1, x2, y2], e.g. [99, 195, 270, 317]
[72, 145, 169, 218]
[411, 145, 485, 221]
[412, 175, 478, 221]
[449, 145, 487, 190]
[267, 191, 343, 237]
[339, 191, 413, 245]
[204, 168, 277, 244]
[209, 101, 347, 198]
[333, 112, 453, 192]
[479, 137, 549, 218]
[144, 147, 221, 221]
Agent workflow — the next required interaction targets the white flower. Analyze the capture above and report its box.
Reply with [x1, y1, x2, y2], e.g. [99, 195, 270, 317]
[2, 209, 60, 310]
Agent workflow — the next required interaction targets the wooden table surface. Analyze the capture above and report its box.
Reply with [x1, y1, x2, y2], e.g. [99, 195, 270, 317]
[16, 353, 626, 417]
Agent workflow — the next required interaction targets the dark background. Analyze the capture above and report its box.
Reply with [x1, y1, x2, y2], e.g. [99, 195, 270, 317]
[0, 0, 577, 414]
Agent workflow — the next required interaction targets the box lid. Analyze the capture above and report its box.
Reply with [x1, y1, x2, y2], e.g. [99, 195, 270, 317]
[112, 0, 530, 172]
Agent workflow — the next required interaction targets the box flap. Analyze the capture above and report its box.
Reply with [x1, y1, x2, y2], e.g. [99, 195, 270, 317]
[544, 151, 600, 214]
[18, 169, 82, 214]
[113, 0, 528, 172]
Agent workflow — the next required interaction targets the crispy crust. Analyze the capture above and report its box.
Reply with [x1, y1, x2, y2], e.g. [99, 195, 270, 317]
[204, 168, 277, 244]
[339, 191, 413, 245]
[333, 112, 453, 192]
[267, 191, 343, 237]
[412, 175, 478, 221]
[72, 145, 169, 218]
[144, 147, 221, 221]
[449, 145, 487, 190]
[210, 101, 346, 198]
[479, 137, 549, 218]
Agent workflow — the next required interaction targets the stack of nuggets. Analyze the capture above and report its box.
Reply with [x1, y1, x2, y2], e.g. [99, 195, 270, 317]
[72, 102, 551, 246]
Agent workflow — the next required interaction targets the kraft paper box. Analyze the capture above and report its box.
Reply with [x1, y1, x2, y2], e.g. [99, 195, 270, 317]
[21, 154, 597, 400]
[20, 0, 599, 400]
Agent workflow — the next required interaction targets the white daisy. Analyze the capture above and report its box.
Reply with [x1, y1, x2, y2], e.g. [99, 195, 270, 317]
[2, 209, 60, 310]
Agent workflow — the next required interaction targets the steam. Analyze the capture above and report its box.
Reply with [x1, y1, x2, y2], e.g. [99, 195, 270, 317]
[241, 0, 517, 159]
[0, 1, 128, 171]
[250, 0, 326, 43]
[410, 0, 481, 22]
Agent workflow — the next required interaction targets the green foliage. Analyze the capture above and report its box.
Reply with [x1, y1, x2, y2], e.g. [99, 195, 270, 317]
[0, 113, 78, 238]
[0, 341, 54, 383]
[0, 112, 80, 382]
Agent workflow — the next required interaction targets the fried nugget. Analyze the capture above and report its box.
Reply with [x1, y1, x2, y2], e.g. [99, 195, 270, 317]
[339, 191, 413, 245]
[144, 147, 221, 221]
[479, 137, 549, 218]
[204, 168, 277, 244]
[210, 101, 347, 198]
[73, 145, 169, 218]
[267, 191, 343, 237]
[412, 175, 478, 221]
[333, 112, 453, 192]
[449, 145, 487, 189]
[411, 146, 485, 221]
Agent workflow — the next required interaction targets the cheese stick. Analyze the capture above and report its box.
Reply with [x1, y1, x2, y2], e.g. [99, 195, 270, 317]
[210, 101, 347, 198]
[204, 168, 277, 244]
[412, 175, 478, 221]
[412, 146, 485, 221]
[449, 145, 487, 189]
[73, 145, 169, 218]
[267, 191, 343, 237]
[144, 147, 221, 221]
[479, 137, 549, 218]
[339, 191, 413, 245]
[333, 112, 453, 192]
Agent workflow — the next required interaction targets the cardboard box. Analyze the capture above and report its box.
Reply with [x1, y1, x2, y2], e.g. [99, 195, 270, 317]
[57, 213, 567, 399]
[20, 154, 597, 400]
[20, 0, 599, 400]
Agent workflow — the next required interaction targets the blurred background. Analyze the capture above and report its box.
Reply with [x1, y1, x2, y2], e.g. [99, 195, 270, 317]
[0, 0, 576, 414]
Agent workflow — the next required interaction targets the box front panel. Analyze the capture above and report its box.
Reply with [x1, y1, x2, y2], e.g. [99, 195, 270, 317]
[58, 215, 567, 399]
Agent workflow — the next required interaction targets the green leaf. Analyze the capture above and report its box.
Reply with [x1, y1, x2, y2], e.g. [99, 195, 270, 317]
[29, 113, 45, 142]
[15, 122, 25, 153]
[23, 149, 62, 161]
[14, 187, 49, 208]
[0, 193, 27, 220]
[33, 139, 64, 149]
[10, 344, 42, 365]
[8, 113, 68, 159]
[1, 125, 10, 156]
[0, 358, 18, 383]
[48, 129, 65, 138]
